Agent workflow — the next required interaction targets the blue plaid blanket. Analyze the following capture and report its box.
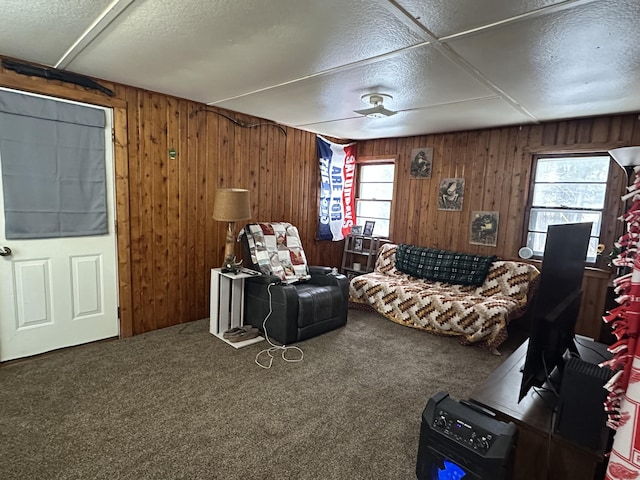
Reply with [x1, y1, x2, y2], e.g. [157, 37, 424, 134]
[395, 244, 496, 286]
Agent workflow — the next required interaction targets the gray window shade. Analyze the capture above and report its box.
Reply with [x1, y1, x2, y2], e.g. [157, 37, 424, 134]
[0, 89, 107, 239]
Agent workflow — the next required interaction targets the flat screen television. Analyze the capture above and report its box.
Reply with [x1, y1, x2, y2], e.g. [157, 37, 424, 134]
[518, 222, 592, 402]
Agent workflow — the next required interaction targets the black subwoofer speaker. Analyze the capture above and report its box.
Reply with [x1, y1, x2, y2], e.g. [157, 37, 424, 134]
[416, 391, 516, 480]
[555, 356, 613, 453]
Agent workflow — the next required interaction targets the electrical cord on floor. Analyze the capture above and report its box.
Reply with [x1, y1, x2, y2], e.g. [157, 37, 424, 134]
[255, 283, 304, 369]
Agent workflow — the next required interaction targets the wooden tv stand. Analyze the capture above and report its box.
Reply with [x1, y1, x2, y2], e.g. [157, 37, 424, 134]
[469, 339, 609, 480]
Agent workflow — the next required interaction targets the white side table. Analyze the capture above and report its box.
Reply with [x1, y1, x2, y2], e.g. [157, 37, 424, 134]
[210, 268, 263, 348]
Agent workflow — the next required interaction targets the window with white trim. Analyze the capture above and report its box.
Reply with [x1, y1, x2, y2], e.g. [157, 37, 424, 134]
[526, 155, 611, 263]
[356, 161, 395, 238]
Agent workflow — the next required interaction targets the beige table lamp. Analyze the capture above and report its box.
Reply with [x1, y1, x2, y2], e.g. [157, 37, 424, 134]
[212, 188, 251, 273]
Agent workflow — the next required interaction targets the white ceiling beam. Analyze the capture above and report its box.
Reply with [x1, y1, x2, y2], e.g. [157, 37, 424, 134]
[55, 0, 138, 69]
[207, 42, 431, 106]
[378, 0, 548, 123]
[438, 0, 602, 42]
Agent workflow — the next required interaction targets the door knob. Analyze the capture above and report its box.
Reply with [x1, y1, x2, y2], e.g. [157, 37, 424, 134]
[0, 246, 12, 257]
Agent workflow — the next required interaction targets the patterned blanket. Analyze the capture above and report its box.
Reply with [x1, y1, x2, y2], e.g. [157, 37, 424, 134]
[349, 243, 540, 350]
[243, 222, 310, 282]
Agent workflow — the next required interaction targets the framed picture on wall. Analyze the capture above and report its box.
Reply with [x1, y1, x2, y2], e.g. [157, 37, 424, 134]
[470, 211, 499, 246]
[410, 147, 433, 179]
[363, 221, 375, 236]
[438, 178, 465, 211]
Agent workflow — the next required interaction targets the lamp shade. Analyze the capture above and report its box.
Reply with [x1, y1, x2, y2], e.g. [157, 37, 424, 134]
[212, 188, 251, 221]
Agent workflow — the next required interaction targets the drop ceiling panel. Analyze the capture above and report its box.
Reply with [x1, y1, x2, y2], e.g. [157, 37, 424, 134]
[299, 97, 532, 140]
[215, 44, 495, 127]
[0, 0, 113, 66]
[448, 0, 640, 120]
[68, 0, 426, 104]
[395, 0, 573, 38]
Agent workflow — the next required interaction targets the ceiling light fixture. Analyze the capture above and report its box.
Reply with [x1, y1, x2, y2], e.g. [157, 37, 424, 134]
[354, 93, 397, 118]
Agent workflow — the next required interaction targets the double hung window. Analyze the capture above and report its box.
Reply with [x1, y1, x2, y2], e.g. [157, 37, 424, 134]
[355, 160, 395, 238]
[526, 155, 611, 263]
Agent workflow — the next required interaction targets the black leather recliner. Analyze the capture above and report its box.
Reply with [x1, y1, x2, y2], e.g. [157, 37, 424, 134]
[240, 223, 349, 344]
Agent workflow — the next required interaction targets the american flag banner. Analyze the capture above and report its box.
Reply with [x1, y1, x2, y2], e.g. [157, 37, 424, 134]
[317, 135, 356, 241]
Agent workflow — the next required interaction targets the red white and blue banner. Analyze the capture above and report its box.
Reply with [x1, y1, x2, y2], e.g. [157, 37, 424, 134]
[317, 136, 356, 241]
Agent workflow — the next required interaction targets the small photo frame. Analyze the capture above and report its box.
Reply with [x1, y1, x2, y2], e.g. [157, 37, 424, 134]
[470, 211, 499, 246]
[354, 237, 363, 251]
[438, 178, 465, 211]
[410, 147, 433, 179]
[351, 225, 363, 235]
[363, 221, 375, 236]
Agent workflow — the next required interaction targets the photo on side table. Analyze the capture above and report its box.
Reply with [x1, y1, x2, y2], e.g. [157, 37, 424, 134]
[363, 221, 375, 236]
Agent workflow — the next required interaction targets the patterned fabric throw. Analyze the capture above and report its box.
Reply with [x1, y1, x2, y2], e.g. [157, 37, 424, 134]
[243, 222, 310, 282]
[395, 244, 496, 286]
[349, 243, 540, 350]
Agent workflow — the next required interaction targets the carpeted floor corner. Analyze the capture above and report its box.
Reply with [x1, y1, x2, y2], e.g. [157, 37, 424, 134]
[0, 309, 522, 480]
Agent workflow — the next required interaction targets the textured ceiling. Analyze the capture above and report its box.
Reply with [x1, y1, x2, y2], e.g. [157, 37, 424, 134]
[0, 0, 638, 140]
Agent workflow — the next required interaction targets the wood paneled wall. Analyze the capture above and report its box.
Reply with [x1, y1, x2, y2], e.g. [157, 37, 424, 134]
[112, 97, 341, 334]
[358, 120, 639, 256]
[0, 58, 342, 336]
[2, 55, 639, 339]
[357, 116, 640, 339]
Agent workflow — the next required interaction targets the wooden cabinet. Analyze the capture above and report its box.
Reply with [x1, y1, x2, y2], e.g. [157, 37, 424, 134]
[470, 340, 608, 480]
[340, 234, 383, 278]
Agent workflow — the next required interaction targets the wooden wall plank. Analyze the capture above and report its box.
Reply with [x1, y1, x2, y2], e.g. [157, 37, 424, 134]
[467, 130, 490, 252]
[494, 127, 517, 255]
[277, 127, 288, 220]
[138, 91, 155, 333]
[149, 93, 170, 329]
[258, 124, 272, 221]
[165, 96, 180, 325]
[248, 126, 260, 219]
[176, 100, 191, 325]
[113, 105, 133, 337]
[576, 269, 610, 339]
[503, 126, 530, 257]
[194, 109, 210, 320]
[389, 140, 410, 244]
[122, 87, 143, 334]
[185, 106, 202, 323]
[204, 113, 218, 294]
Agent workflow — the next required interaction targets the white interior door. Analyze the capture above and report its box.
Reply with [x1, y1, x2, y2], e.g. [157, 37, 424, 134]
[0, 91, 118, 361]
